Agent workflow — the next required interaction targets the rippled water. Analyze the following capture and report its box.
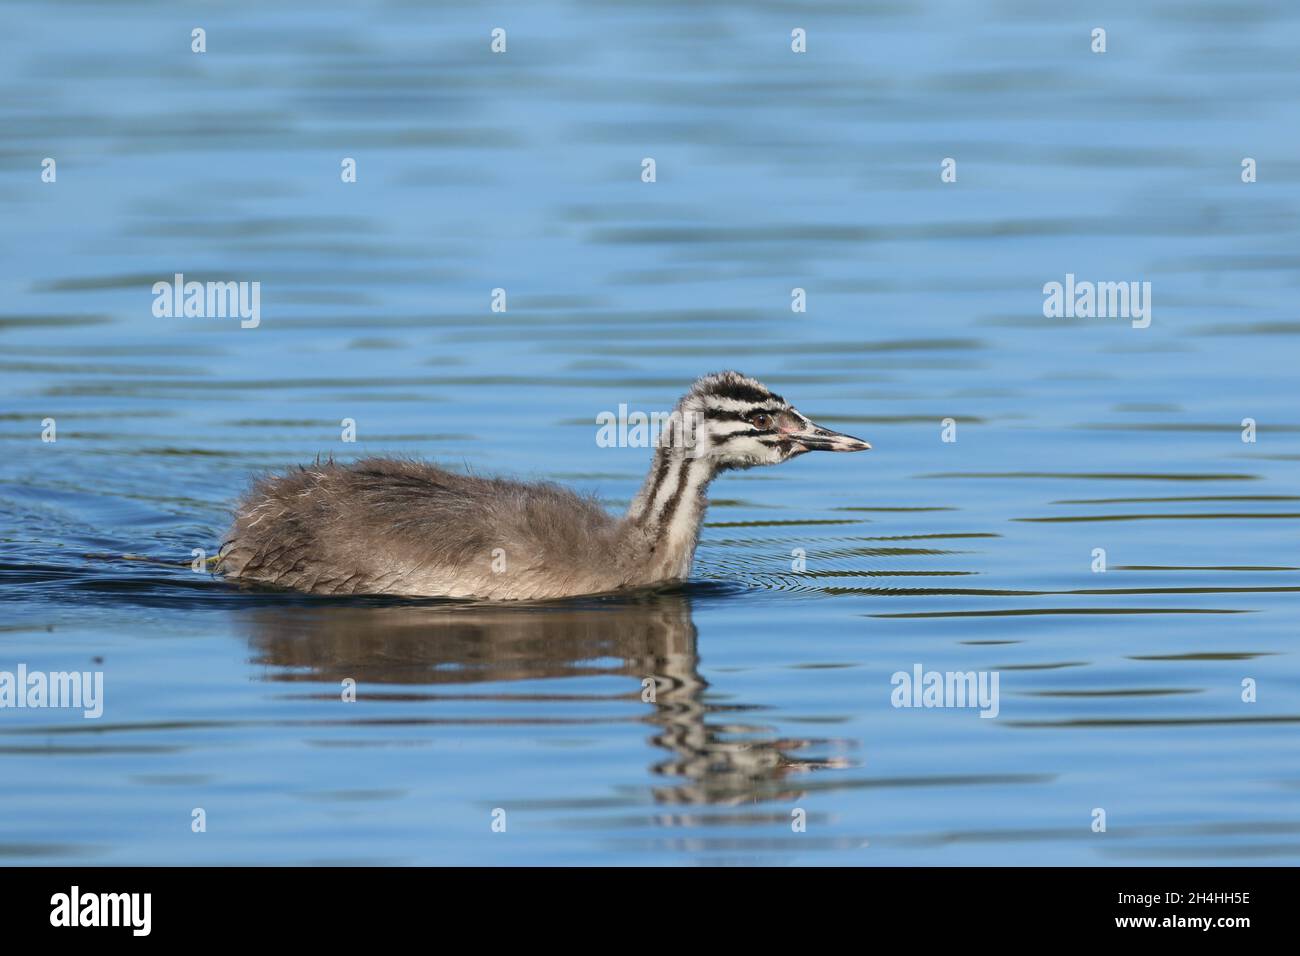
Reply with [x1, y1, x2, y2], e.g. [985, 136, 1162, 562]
[2, 1, 1299, 864]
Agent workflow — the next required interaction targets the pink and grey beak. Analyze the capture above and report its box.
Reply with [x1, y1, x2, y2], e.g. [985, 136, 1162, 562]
[789, 415, 871, 453]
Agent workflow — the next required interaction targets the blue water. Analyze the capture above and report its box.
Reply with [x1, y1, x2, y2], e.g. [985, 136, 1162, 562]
[2, 0, 1298, 864]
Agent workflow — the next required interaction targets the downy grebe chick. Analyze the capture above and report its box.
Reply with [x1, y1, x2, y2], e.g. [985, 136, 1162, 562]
[217, 371, 870, 600]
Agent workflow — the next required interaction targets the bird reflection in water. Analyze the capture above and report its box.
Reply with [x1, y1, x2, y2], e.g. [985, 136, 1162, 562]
[236, 588, 851, 807]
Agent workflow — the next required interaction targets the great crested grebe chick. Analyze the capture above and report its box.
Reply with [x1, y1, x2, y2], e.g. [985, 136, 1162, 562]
[217, 371, 870, 600]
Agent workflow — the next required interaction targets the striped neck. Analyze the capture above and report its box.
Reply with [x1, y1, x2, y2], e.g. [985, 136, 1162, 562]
[625, 439, 717, 579]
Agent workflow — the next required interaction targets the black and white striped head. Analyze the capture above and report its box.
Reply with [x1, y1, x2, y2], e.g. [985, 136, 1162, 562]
[676, 371, 870, 470]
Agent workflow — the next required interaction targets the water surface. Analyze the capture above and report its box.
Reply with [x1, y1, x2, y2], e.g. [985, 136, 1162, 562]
[1, 0, 1298, 865]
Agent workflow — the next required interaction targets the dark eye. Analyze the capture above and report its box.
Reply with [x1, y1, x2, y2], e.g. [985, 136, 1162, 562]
[749, 413, 772, 430]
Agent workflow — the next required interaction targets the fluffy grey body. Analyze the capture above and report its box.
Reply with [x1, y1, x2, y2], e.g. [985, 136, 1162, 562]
[218, 372, 869, 600]
[219, 459, 664, 600]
